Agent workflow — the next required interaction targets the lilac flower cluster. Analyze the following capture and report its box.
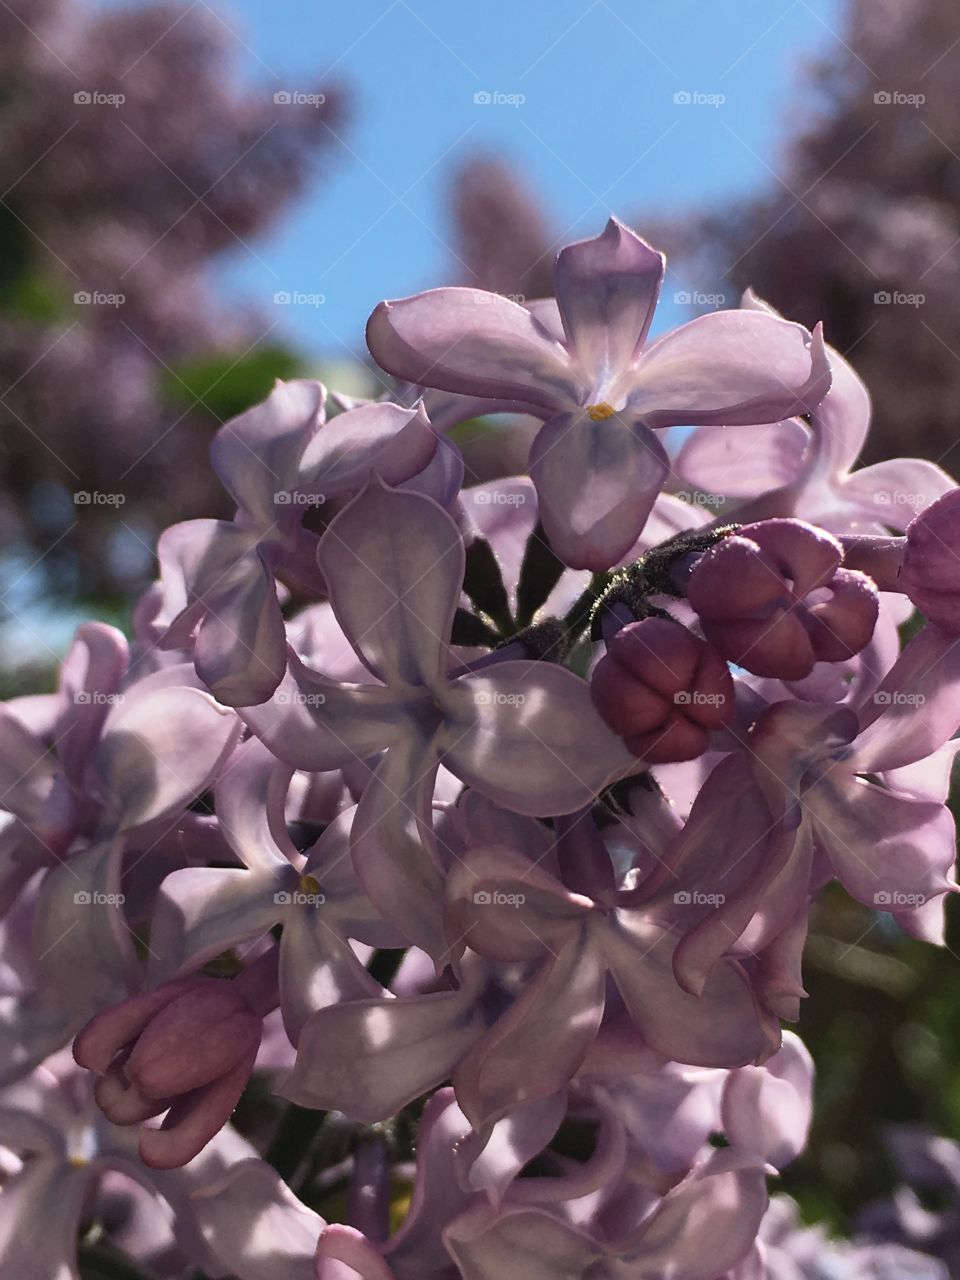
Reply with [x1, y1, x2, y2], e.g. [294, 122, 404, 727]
[1, 219, 957, 1278]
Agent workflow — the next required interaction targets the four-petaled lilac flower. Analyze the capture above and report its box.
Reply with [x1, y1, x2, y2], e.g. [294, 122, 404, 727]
[368, 218, 830, 568]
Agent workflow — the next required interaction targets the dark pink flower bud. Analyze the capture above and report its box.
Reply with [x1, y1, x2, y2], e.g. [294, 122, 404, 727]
[74, 959, 278, 1169]
[686, 518, 879, 680]
[901, 489, 960, 631]
[590, 617, 734, 763]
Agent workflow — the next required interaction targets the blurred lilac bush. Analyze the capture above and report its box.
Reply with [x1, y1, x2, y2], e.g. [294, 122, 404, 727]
[0, 0, 343, 604]
[1, 217, 959, 1278]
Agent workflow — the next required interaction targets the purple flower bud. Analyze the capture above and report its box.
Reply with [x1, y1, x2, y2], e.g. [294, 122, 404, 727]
[902, 489, 960, 631]
[590, 617, 734, 762]
[74, 964, 276, 1168]
[686, 518, 878, 679]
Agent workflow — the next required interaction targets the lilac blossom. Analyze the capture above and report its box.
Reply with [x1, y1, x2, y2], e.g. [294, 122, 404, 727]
[0, 216, 957, 1279]
[367, 218, 830, 569]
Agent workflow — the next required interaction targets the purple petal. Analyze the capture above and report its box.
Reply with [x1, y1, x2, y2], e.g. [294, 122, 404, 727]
[529, 412, 670, 569]
[191, 1157, 323, 1280]
[210, 379, 325, 526]
[299, 401, 438, 499]
[840, 457, 956, 531]
[453, 933, 605, 1129]
[440, 661, 635, 815]
[853, 625, 960, 772]
[282, 989, 484, 1123]
[366, 289, 577, 412]
[94, 684, 240, 832]
[149, 866, 283, 983]
[676, 419, 810, 499]
[443, 1205, 599, 1280]
[350, 737, 447, 960]
[601, 914, 776, 1067]
[625, 311, 829, 428]
[554, 217, 664, 387]
[240, 655, 406, 772]
[621, 1148, 768, 1279]
[0, 1157, 90, 1280]
[315, 1226, 396, 1280]
[319, 484, 464, 689]
[808, 779, 956, 909]
[55, 622, 129, 787]
[386, 1088, 475, 1274]
[722, 1031, 813, 1170]
[215, 737, 297, 873]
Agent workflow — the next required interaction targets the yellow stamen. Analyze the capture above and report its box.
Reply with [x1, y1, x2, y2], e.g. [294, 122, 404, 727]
[299, 873, 322, 896]
[70, 1155, 88, 1169]
[586, 402, 616, 421]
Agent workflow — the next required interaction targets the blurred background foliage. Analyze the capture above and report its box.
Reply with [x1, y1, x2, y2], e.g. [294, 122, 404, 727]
[3, 0, 960, 1261]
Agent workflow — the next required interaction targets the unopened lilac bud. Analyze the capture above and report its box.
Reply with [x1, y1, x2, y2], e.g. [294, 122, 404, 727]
[125, 979, 261, 1098]
[686, 518, 878, 680]
[901, 489, 960, 631]
[590, 617, 734, 763]
[73, 955, 279, 1168]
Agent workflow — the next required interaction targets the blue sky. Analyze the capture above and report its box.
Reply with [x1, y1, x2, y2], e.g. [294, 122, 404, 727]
[97, 0, 844, 356]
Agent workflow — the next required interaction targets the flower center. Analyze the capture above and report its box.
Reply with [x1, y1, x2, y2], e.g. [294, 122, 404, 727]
[299, 873, 322, 896]
[586, 401, 616, 421]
